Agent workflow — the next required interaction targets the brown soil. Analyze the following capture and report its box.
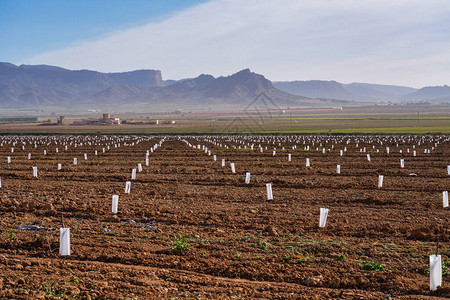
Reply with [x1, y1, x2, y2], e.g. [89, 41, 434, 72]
[0, 135, 449, 299]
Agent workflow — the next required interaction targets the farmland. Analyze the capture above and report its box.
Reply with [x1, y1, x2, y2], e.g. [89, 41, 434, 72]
[0, 104, 449, 135]
[0, 134, 449, 299]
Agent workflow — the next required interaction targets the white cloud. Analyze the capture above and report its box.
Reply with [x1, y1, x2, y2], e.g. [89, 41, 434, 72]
[26, 0, 450, 87]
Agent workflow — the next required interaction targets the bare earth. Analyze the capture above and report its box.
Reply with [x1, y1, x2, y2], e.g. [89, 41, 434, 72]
[0, 135, 449, 299]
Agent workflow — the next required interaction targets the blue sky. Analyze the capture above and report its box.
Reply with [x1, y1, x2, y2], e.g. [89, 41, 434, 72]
[0, 0, 209, 63]
[1, 0, 449, 87]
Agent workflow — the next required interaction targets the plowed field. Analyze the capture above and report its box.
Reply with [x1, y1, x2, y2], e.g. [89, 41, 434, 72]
[0, 135, 449, 299]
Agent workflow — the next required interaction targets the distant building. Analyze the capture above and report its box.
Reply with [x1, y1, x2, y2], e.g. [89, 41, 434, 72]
[57, 116, 65, 125]
[100, 113, 121, 124]
[160, 120, 176, 124]
[110, 117, 121, 124]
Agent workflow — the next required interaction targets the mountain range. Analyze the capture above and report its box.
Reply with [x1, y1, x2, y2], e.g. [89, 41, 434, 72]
[0, 63, 307, 109]
[273, 81, 450, 102]
[0, 62, 448, 109]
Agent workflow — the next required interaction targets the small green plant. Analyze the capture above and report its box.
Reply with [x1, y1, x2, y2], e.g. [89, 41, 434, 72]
[363, 261, 385, 271]
[296, 258, 307, 264]
[7, 230, 16, 240]
[69, 276, 81, 284]
[425, 260, 450, 275]
[41, 283, 65, 297]
[338, 253, 347, 261]
[256, 255, 262, 260]
[283, 255, 290, 262]
[171, 235, 190, 252]
[443, 261, 449, 275]
[234, 253, 241, 258]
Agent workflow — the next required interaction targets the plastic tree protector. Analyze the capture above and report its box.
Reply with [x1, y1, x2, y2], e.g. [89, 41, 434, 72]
[245, 172, 251, 184]
[112, 195, 119, 214]
[125, 181, 131, 194]
[319, 208, 329, 228]
[59, 228, 70, 255]
[430, 254, 442, 291]
[378, 175, 384, 188]
[266, 183, 273, 200]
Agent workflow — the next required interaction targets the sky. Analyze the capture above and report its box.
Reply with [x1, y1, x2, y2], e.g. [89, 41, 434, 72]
[1, 0, 449, 88]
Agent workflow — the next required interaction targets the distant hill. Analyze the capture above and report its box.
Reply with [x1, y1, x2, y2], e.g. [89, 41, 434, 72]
[133, 69, 308, 106]
[273, 80, 356, 100]
[343, 83, 417, 101]
[274, 80, 420, 102]
[2, 62, 446, 109]
[0, 63, 164, 107]
[0, 63, 308, 108]
[404, 85, 450, 102]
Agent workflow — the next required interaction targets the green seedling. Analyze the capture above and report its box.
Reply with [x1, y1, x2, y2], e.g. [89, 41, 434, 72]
[425, 260, 449, 275]
[338, 253, 347, 261]
[362, 261, 385, 271]
[171, 235, 190, 252]
[69, 276, 81, 284]
[296, 258, 307, 264]
[7, 230, 16, 240]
